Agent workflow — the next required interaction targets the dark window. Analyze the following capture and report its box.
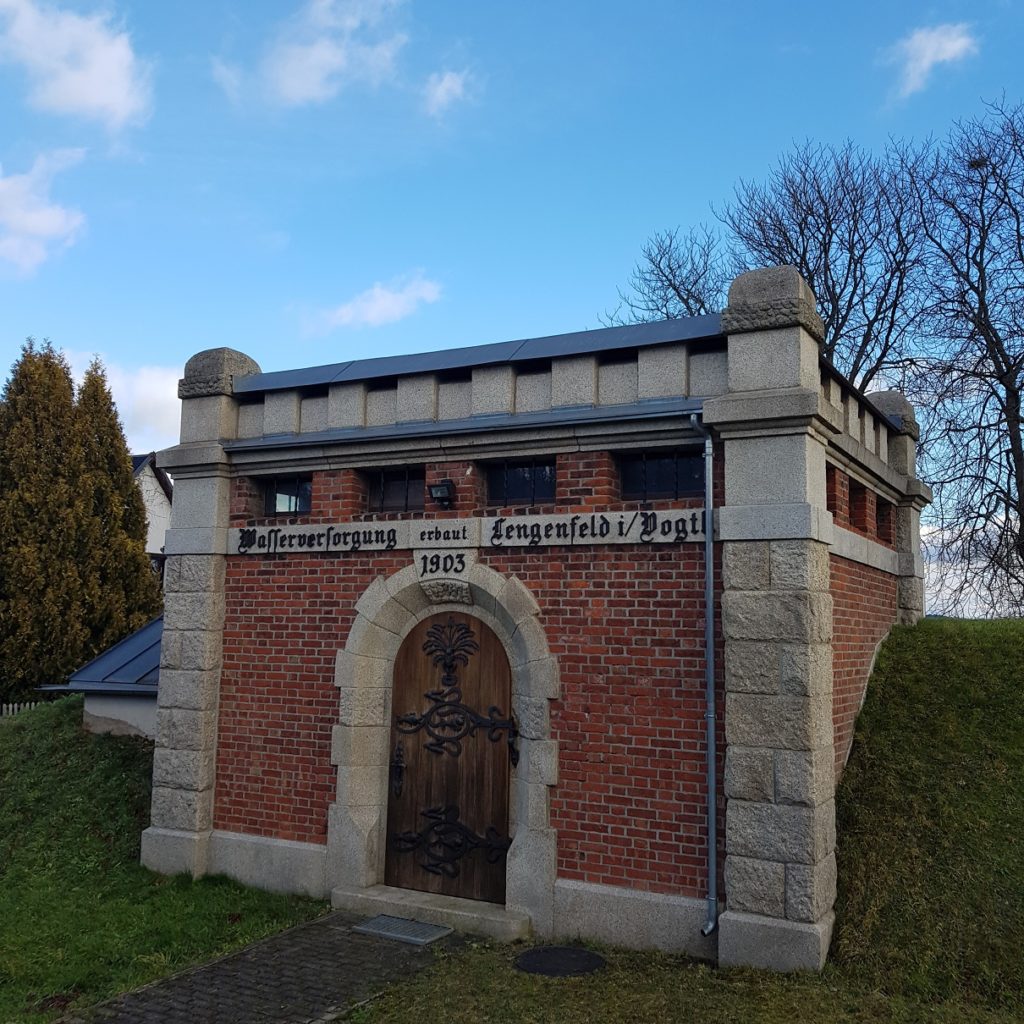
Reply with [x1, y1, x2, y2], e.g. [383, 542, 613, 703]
[486, 458, 556, 506]
[875, 497, 895, 545]
[366, 467, 425, 512]
[263, 476, 312, 516]
[619, 450, 703, 501]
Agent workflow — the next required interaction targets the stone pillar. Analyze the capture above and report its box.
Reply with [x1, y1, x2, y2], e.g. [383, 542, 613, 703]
[704, 267, 840, 971]
[870, 391, 929, 623]
[140, 348, 260, 878]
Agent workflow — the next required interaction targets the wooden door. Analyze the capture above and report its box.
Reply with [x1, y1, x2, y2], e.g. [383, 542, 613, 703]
[384, 612, 517, 904]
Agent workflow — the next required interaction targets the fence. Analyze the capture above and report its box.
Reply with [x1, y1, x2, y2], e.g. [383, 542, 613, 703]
[1, 701, 40, 718]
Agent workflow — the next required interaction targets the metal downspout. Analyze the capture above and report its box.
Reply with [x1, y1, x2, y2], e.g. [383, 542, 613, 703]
[690, 412, 719, 937]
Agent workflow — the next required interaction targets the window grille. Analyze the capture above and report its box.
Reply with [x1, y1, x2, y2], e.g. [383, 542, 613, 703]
[485, 458, 556, 506]
[366, 467, 426, 512]
[618, 450, 703, 501]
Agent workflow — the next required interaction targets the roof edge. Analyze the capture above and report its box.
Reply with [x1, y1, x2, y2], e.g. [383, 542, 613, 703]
[233, 314, 723, 395]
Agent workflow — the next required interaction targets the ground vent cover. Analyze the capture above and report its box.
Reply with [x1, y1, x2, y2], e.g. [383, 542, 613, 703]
[352, 914, 453, 946]
[514, 945, 607, 977]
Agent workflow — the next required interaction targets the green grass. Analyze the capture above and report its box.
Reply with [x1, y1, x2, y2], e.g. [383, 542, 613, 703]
[349, 618, 1024, 1024]
[0, 697, 327, 1024]
[833, 618, 1024, 1003]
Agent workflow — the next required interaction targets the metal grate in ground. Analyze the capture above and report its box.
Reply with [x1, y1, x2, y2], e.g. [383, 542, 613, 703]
[351, 915, 453, 946]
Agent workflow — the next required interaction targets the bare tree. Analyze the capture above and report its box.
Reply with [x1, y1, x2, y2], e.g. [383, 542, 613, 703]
[615, 110, 1024, 615]
[723, 141, 928, 390]
[615, 142, 928, 390]
[606, 225, 730, 324]
[908, 103, 1024, 616]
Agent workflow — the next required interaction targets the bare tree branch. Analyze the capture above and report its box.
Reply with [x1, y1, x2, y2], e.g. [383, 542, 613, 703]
[614, 109, 1024, 615]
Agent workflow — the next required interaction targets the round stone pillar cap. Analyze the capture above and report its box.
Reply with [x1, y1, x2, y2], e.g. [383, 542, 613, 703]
[179, 348, 262, 399]
[869, 390, 920, 439]
[721, 266, 825, 343]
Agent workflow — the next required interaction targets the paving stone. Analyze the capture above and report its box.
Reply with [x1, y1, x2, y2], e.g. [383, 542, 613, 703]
[65, 911, 460, 1024]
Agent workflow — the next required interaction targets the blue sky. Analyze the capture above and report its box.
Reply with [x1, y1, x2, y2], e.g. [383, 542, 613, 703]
[0, 0, 1018, 451]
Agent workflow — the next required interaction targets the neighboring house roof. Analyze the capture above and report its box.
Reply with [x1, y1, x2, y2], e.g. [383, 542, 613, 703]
[39, 616, 162, 698]
[132, 452, 174, 504]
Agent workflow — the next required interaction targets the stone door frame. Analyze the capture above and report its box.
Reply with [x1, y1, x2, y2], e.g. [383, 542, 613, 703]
[326, 560, 560, 935]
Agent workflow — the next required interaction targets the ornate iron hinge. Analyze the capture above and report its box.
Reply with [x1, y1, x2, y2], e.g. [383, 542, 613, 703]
[393, 805, 511, 878]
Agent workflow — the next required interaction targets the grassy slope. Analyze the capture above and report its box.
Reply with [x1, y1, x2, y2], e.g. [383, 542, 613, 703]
[833, 618, 1024, 1005]
[0, 697, 326, 1024]
[352, 618, 1024, 1024]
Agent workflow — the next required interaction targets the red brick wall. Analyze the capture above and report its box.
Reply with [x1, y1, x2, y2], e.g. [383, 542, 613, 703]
[830, 555, 898, 777]
[217, 551, 408, 842]
[216, 447, 725, 899]
[826, 464, 895, 550]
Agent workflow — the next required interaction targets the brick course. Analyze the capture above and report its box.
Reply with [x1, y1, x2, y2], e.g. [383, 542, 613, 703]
[830, 554, 897, 777]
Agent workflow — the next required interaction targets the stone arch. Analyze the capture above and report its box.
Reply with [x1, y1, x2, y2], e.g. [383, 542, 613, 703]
[326, 560, 560, 936]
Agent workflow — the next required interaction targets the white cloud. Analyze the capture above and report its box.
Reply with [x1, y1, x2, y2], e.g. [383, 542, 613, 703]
[262, 0, 406, 106]
[889, 23, 979, 98]
[210, 56, 243, 104]
[66, 351, 181, 453]
[0, 0, 152, 132]
[423, 69, 469, 117]
[311, 272, 441, 332]
[105, 364, 181, 454]
[0, 149, 85, 273]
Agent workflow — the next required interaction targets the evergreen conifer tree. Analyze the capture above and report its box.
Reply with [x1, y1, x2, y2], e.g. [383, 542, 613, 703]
[0, 346, 164, 700]
[0, 342, 90, 698]
[76, 359, 162, 657]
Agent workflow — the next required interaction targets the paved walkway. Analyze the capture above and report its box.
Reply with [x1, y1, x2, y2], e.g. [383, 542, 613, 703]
[66, 911, 458, 1024]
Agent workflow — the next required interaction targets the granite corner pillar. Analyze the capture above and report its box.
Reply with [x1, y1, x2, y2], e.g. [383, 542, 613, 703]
[704, 267, 838, 971]
[140, 347, 259, 878]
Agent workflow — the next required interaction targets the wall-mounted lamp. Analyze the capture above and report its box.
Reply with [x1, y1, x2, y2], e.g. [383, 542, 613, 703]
[427, 479, 455, 508]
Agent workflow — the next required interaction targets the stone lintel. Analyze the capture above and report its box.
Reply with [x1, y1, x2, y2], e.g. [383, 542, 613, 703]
[703, 387, 841, 435]
[827, 431, 918, 501]
[718, 504, 833, 543]
[156, 442, 230, 474]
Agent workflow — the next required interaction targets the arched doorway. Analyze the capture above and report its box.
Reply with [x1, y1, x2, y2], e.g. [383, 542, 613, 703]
[384, 611, 517, 904]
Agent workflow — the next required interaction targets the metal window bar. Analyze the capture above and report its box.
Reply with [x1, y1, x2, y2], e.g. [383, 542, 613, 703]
[487, 458, 554, 506]
[369, 467, 425, 512]
[621, 450, 702, 502]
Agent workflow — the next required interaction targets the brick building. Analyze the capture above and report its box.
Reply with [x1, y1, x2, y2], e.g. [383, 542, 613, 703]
[142, 267, 930, 971]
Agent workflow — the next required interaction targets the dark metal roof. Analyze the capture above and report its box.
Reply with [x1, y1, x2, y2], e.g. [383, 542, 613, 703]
[40, 616, 162, 698]
[225, 396, 706, 453]
[233, 314, 723, 395]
